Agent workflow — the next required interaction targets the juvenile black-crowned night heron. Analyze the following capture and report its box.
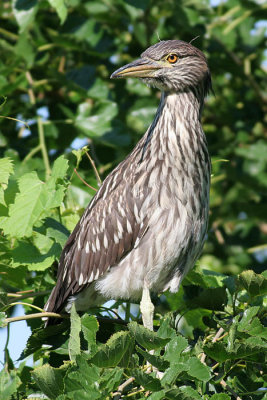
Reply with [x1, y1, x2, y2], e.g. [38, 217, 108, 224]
[45, 40, 211, 329]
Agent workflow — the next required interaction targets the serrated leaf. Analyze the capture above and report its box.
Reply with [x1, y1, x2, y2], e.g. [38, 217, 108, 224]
[72, 146, 90, 168]
[0, 312, 7, 327]
[68, 304, 81, 361]
[186, 357, 211, 381]
[0, 369, 21, 400]
[0, 157, 13, 185]
[0, 166, 68, 238]
[147, 390, 166, 400]
[164, 336, 188, 364]
[66, 354, 100, 391]
[161, 362, 187, 386]
[0, 292, 9, 310]
[204, 341, 266, 362]
[132, 368, 162, 391]
[12, 0, 38, 32]
[210, 394, 231, 400]
[136, 346, 169, 370]
[81, 314, 98, 353]
[32, 364, 67, 399]
[165, 386, 202, 400]
[90, 330, 132, 367]
[48, 0, 67, 24]
[50, 155, 69, 181]
[10, 240, 60, 271]
[128, 321, 170, 351]
[238, 270, 267, 296]
[19, 321, 70, 360]
[98, 368, 124, 394]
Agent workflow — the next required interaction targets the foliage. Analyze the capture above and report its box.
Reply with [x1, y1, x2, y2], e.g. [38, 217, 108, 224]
[0, 0, 266, 398]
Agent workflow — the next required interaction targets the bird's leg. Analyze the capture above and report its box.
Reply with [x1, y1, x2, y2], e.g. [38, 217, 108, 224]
[140, 281, 154, 331]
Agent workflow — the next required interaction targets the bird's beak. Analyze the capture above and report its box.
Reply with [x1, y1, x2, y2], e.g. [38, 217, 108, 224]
[110, 58, 160, 79]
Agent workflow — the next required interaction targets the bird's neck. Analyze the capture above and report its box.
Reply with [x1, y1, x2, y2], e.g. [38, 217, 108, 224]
[141, 90, 209, 165]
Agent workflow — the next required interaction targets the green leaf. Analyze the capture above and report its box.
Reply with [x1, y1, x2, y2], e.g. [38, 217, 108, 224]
[185, 357, 211, 382]
[161, 362, 187, 386]
[132, 368, 162, 391]
[32, 364, 67, 399]
[0, 369, 21, 400]
[238, 307, 266, 339]
[47, 0, 67, 24]
[204, 340, 266, 363]
[0, 292, 9, 310]
[68, 304, 81, 361]
[50, 155, 69, 181]
[210, 394, 231, 400]
[0, 157, 68, 238]
[136, 346, 169, 370]
[165, 386, 202, 400]
[98, 368, 124, 395]
[0, 312, 7, 327]
[65, 354, 100, 395]
[238, 270, 267, 297]
[164, 336, 188, 364]
[75, 100, 118, 137]
[90, 330, 133, 368]
[12, 0, 38, 32]
[128, 321, 170, 351]
[147, 390, 166, 400]
[81, 314, 98, 353]
[0, 157, 14, 206]
[10, 240, 60, 271]
[0, 158, 14, 186]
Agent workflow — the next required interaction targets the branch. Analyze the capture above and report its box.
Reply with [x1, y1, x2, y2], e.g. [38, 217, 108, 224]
[74, 168, 97, 191]
[4, 312, 66, 325]
[85, 151, 102, 185]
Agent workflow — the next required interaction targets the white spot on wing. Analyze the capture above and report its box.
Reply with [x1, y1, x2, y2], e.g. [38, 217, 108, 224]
[104, 234, 108, 249]
[92, 243, 96, 253]
[79, 273, 84, 286]
[127, 219, 132, 233]
[85, 242, 89, 254]
[96, 237, 100, 251]
[114, 233, 119, 244]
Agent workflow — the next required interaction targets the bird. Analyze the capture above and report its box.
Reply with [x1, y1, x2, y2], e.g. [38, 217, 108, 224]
[44, 39, 212, 330]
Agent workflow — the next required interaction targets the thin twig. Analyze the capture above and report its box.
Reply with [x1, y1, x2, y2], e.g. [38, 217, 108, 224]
[74, 168, 97, 191]
[23, 145, 42, 163]
[8, 302, 44, 313]
[7, 290, 50, 301]
[37, 116, 51, 179]
[113, 377, 135, 398]
[85, 151, 102, 185]
[218, 376, 242, 400]
[4, 323, 10, 369]
[201, 327, 225, 363]
[4, 311, 67, 325]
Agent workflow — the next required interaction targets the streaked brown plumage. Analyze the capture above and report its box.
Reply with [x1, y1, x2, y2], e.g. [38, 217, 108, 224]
[45, 40, 211, 329]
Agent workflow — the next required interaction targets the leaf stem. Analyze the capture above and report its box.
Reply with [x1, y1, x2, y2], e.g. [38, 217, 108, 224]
[74, 168, 97, 191]
[8, 302, 45, 313]
[86, 151, 102, 185]
[23, 144, 42, 163]
[37, 116, 51, 179]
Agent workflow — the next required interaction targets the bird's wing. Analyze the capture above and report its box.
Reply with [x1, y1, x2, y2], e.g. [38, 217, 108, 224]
[45, 164, 148, 313]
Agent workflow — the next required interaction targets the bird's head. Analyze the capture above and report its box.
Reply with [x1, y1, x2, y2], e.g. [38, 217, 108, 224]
[111, 40, 211, 96]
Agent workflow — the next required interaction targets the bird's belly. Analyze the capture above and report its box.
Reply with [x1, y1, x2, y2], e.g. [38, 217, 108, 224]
[94, 201, 208, 302]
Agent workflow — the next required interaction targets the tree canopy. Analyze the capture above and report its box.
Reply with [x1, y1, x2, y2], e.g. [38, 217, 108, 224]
[0, 0, 266, 399]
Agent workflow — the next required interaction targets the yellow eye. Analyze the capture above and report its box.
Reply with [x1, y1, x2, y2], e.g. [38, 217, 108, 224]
[167, 54, 178, 64]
